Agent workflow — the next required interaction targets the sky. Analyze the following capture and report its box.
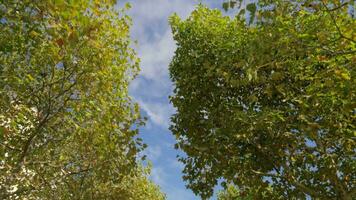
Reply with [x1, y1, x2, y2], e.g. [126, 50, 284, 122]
[118, 1, 229, 199]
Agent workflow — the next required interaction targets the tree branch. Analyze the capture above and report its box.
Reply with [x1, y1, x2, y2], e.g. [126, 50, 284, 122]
[321, 1, 355, 44]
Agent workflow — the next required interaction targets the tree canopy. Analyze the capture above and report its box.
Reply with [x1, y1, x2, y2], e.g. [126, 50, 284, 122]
[0, 0, 164, 199]
[169, 1, 355, 199]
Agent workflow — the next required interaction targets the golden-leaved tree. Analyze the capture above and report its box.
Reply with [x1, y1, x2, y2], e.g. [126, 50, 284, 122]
[0, 0, 165, 199]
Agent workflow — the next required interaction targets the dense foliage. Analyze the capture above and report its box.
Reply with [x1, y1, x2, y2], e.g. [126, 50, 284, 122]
[217, 185, 242, 200]
[169, 1, 355, 199]
[0, 0, 164, 199]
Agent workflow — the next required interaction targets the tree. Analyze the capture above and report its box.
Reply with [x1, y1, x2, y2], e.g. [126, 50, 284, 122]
[169, 1, 355, 199]
[0, 0, 165, 199]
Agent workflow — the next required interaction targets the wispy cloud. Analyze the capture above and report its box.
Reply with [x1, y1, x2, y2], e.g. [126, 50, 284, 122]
[125, 0, 195, 130]
[137, 99, 174, 128]
[145, 145, 162, 162]
[139, 30, 175, 81]
[128, 0, 195, 81]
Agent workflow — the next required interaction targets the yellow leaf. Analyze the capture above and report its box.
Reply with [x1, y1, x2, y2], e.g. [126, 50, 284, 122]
[340, 72, 350, 80]
[30, 30, 39, 37]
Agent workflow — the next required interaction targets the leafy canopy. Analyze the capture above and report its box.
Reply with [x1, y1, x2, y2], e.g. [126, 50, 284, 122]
[0, 0, 165, 199]
[169, 1, 355, 199]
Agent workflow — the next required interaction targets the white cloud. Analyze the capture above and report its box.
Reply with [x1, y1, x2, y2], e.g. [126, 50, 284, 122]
[125, 0, 195, 130]
[127, 0, 195, 82]
[129, 75, 173, 99]
[121, 1, 215, 200]
[138, 29, 175, 80]
[137, 99, 174, 128]
[145, 145, 162, 161]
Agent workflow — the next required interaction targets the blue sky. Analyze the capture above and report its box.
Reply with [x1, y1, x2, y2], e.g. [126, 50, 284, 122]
[119, 1, 232, 199]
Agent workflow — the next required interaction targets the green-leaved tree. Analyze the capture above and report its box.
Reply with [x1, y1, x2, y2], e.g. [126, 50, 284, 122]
[169, 1, 355, 199]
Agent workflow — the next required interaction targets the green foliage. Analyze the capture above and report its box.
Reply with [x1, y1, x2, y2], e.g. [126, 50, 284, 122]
[218, 185, 242, 200]
[170, 1, 355, 200]
[0, 0, 164, 199]
[217, 184, 278, 200]
[222, 0, 257, 24]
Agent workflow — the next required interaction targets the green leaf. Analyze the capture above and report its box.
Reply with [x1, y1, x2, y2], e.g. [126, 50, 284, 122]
[246, 3, 256, 24]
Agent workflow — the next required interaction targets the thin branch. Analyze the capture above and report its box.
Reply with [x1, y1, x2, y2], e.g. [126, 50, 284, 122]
[250, 169, 281, 178]
[321, 1, 355, 44]
[323, 2, 349, 12]
[18, 107, 51, 165]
